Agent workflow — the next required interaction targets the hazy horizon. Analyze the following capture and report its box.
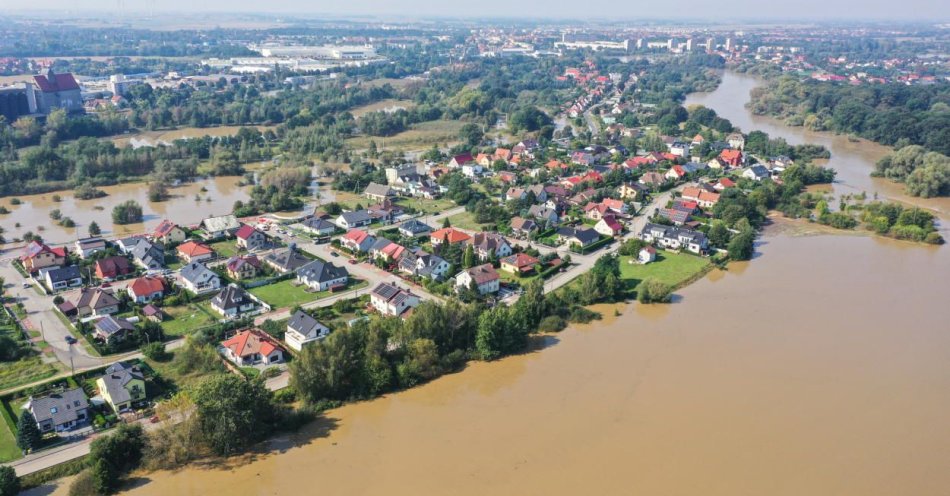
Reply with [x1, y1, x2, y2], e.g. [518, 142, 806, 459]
[5, 0, 950, 22]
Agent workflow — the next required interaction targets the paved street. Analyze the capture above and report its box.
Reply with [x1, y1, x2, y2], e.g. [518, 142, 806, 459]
[0, 258, 105, 370]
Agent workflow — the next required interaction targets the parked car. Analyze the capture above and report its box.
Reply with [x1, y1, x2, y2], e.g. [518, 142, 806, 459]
[330, 252, 338, 257]
[348, 259, 357, 265]
[65, 336, 78, 344]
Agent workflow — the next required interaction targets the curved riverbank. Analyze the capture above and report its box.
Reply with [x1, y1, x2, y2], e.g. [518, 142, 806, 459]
[685, 70, 950, 223]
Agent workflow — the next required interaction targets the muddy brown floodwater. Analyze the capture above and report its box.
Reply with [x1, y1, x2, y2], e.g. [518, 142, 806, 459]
[38, 71, 950, 496]
[0, 177, 250, 245]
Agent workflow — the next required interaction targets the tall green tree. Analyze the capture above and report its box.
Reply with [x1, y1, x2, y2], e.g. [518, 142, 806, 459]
[0, 466, 19, 496]
[16, 411, 42, 453]
[192, 375, 276, 456]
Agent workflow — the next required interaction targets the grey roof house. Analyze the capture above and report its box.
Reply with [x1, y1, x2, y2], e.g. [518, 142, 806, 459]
[28, 387, 90, 433]
[285, 309, 331, 351]
[296, 260, 349, 292]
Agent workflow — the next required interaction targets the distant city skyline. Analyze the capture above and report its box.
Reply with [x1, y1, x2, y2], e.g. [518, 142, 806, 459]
[6, 0, 950, 22]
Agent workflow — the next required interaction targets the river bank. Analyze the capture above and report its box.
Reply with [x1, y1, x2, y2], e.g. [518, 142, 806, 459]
[685, 71, 950, 221]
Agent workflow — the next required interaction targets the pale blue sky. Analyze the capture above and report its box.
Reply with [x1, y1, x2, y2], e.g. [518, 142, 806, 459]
[6, 0, 948, 20]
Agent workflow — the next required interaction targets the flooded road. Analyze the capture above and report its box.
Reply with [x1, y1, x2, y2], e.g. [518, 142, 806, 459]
[35, 70, 950, 496]
[0, 177, 250, 244]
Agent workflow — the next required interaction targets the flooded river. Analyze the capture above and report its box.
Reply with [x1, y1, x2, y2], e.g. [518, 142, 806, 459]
[41, 71, 950, 495]
[0, 177, 250, 245]
[686, 71, 950, 219]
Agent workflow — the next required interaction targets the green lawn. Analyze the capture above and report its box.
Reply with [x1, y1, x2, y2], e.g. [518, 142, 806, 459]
[395, 197, 457, 215]
[0, 418, 19, 462]
[207, 240, 240, 259]
[619, 251, 711, 292]
[249, 279, 367, 309]
[498, 269, 539, 286]
[160, 303, 219, 336]
[445, 212, 490, 231]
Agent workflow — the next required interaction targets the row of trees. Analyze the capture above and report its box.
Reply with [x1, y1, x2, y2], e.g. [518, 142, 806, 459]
[748, 76, 950, 156]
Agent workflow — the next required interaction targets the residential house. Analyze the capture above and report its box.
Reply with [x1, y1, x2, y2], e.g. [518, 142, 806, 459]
[96, 362, 146, 413]
[639, 223, 709, 254]
[666, 165, 688, 181]
[398, 219, 432, 238]
[660, 208, 691, 226]
[28, 388, 89, 433]
[115, 236, 146, 255]
[336, 210, 373, 230]
[43, 266, 83, 292]
[221, 329, 285, 366]
[179, 262, 221, 295]
[506, 187, 527, 202]
[127, 276, 167, 303]
[594, 215, 624, 237]
[301, 217, 337, 237]
[94, 256, 134, 281]
[377, 242, 407, 263]
[93, 315, 136, 344]
[225, 255, 261, 280]
[455, 264, 500, 295]
[448, 153, 475, 168]
[713, 177, 736, 191]
[430, 228, 471, 247]
[720, 149, 743, 167]
[143, 304, 166, 323]
[527, 204, 559, 226]
[20, 241, 67, 273]
[210, 284, 261, 319]
[500, 253, 540, 275]
[264, 247, 312, 274]
[151, 220, 187, 245]
[398, 250, 450, 280]
[510, 217, 538, 237]
[639, 246, 657, 263]
[557, 227, 600, 248]
[364, 182, 396, 202]
[370, 282, 420, 317]
[727, 132, 745, 150]
[526, 184, 548, 202]
[341, 229, 376, 253]
[618, 182, 646, 200]
[130, 241, 165, 271]
[285, 310, 330, 351]
[74, 287, 120, 317]
[467, 233, 512, 261]
[177, 241, 215, 264]
[296, 260, 349, 291]
[743, 165, 771, 181]
[681, 187, 721, 208]
[200, 214, 240, 239]
[74, 238, 106, 259]
[639, 172, 667, 188]
[235, 225, 268, 251]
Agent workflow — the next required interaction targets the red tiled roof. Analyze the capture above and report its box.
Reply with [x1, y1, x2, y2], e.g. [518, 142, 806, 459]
[431, 228, 471, 244]
[152, 219, 180, 238]
[128, 276, 166, 297]
[344, 229, 371, 243]
[502, 252, 539, 269]
[177, 240, 214, 258]
[33, 72, 80, 93]
[235, 224, 258, 240]
[221, 329, 283, 359]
